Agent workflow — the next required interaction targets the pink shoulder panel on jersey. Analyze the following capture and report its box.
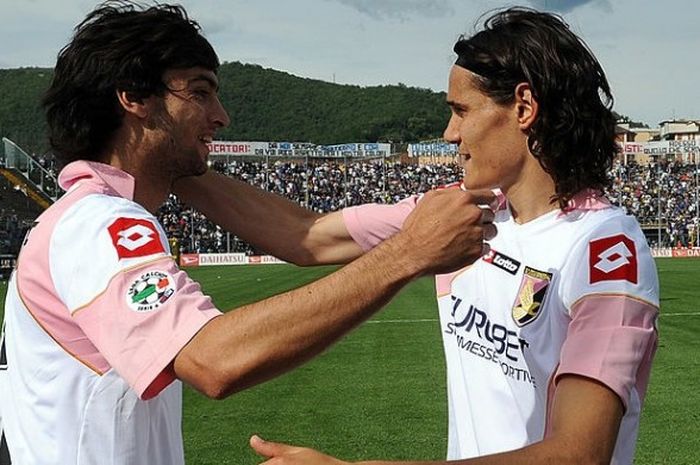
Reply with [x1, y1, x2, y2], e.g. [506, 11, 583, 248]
[72, 258, 221, 399]
[342, 195, 419, 251]
[555, 294, 658, 410]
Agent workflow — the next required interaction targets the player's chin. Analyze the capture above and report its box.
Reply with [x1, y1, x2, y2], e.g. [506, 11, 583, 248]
[175, 157, 209, 179]
[462, 176, 494, 191]
[191, 160, 208, 176]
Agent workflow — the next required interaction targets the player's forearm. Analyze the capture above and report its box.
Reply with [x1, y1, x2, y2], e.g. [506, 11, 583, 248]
[175, 232, 423, 399]
[356, 441, 602, 465]
[177, 188, 495, 398]
[173, 171, 325, 264]
[357, 377, 621, 465]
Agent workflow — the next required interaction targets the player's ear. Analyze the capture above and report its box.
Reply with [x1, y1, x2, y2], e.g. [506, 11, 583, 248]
[514, 82, 538, 131]
[116, 90, 148, 118]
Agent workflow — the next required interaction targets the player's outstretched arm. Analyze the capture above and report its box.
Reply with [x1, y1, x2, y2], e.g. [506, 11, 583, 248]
[174, 170, 364, 265]
[249, 375, 623, 465]
[173, 189, 496, 399]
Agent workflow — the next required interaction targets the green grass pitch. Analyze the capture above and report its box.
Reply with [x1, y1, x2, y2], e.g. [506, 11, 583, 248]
[0, 258, 698, 464]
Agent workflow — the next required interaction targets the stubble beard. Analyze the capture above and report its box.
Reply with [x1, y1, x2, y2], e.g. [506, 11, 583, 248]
[169, 137, 208, 181]
[149, 99, 209, 180]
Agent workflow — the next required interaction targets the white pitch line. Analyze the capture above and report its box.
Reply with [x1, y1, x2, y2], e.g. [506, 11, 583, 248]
[660, 312, 700, 316]
[367, 319, 439, 324]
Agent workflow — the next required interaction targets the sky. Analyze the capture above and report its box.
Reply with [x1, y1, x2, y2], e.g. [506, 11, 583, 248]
[1, 0, 698, 127]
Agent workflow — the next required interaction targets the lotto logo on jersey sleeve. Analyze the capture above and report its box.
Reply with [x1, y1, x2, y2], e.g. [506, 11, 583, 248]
[589, 234, 638, 284]
[108, 217, 165, 259]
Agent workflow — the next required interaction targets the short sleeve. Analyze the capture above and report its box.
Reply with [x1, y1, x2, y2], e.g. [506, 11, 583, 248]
[71, 258, 221, 399]
[556, 213, 660, 409]
[49, 194, 221, 399]
[555, 294, 658, 410]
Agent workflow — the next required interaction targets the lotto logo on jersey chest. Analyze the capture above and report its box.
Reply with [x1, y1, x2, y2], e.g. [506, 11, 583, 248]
[589, 234, 638, 284]
[126, 271, 176, 312]
[483, 249, 521, 275]
[108, 218, 165, 259]
[512, 267, 552, 327]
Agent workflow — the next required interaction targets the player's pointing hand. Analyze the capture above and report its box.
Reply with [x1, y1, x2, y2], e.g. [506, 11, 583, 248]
[251, 435, 348, 465]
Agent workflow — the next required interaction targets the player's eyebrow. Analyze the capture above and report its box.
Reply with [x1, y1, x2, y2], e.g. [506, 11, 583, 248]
[189, 74, 219, 92]
[446, 99, 467, 110]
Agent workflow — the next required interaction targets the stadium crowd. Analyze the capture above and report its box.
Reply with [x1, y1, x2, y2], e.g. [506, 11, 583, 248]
[157, 159, 464, 254]
[608, 159, 699, 248]
[159, 157, 700, 254]
[1, 157, 699, 257]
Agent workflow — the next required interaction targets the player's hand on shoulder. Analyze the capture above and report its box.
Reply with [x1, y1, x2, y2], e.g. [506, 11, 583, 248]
[250, 435, 350, 465]
[399, 188, 497, 276]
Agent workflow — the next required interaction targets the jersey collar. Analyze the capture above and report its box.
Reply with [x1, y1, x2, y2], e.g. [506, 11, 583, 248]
[58, 161, 135, 200]
[560, 188, 612, 215]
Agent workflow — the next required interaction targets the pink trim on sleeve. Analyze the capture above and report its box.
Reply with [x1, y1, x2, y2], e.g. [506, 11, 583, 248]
[435, 272, 457, 295]
[72, 258, 222, 399]
[555, 295, 658, 410]
[342, 196, 419, 251]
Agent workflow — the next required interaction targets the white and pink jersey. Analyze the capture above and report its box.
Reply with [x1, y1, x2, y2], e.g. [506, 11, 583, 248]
[0, 161, 221, 465]
[343, 190, 659, 465]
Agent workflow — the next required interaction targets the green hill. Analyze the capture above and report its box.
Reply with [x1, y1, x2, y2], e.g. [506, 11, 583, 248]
[0, 62, 449, 156]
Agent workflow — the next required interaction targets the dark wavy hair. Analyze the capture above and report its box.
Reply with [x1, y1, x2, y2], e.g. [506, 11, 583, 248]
[453, 7, 618, 207]
[43, 1, 219, 165]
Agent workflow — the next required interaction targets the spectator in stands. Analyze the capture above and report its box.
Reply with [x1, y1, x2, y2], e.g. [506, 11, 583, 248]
[0, 2, 495, 464]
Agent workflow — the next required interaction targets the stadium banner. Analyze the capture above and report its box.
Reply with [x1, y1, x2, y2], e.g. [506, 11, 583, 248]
[407, 142, 458, 157]
[620, 142, 645, 155]
[671, 247, 700, 258]
[319, 143, 392, 158]
[0, 254, 16, 279]
[651, 247, 672, 258]
[199, 253, 248, 266]
[252, 255, 286, 264]
[642, 140, 700, 156]
[179, 253, 286, 267]
[206, 141, 316, 157]
[180, 254, 200, 267]
[206, 141, 391, 158]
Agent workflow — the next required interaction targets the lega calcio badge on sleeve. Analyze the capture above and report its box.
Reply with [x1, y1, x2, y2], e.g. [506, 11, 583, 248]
[126, 271, 177, 312]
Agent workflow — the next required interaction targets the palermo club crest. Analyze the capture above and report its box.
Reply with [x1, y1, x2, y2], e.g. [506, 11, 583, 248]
[512, 267, 553, 327]
[126, 271, 176, 312]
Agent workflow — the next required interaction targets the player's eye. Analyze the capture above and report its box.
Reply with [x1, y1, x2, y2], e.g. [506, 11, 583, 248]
[191, 89, 211, 101]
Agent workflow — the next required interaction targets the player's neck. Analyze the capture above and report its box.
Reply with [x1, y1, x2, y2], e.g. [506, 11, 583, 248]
[100, 139, 171, 214]
[504, 166, 557, 224]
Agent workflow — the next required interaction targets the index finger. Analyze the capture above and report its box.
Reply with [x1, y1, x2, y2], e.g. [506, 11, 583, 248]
[480, 207, 495, 224]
